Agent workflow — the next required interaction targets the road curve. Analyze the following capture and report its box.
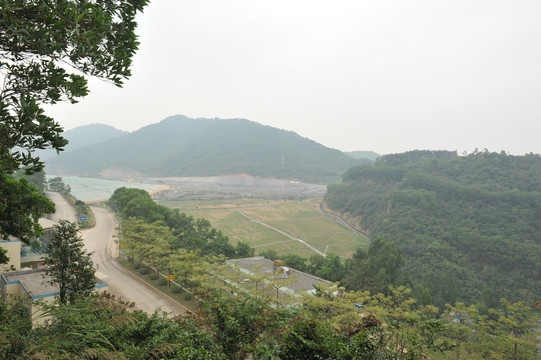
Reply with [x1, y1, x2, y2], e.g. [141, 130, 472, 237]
[45, 191, 77, 223]
[81, 206, 188, 316]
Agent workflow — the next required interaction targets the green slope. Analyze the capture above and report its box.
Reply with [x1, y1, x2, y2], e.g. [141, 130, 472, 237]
[45, 115, 359, 183]
[324, 150, 541, 308]
[38, 123, 127, 161]
[344, 150, 380, 161]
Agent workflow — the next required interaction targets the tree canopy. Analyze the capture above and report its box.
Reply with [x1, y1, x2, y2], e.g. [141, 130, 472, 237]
[1, 285, 538, 359]
[0, 0, 148, 242]
[325, 150, 541, 308]
[0, 0, 148, 173]
[110, 187, 253, 259]
[0, 173, 54, 241]
[43, 220, 95, 304]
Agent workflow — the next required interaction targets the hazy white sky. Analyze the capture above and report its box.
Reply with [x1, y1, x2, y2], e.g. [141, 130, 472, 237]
[47, 0, 541, 155]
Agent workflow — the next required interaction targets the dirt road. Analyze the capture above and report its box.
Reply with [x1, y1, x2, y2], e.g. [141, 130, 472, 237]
[81, 206, 189, 316]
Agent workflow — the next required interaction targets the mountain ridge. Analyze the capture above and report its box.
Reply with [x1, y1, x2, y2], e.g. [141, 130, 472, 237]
[324, 150, 541, 308]
[37, 123, 127, 161]
[45, 115, 363, 183]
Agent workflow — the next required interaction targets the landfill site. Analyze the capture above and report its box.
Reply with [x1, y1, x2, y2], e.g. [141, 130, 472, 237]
[137, 175, 327, 201]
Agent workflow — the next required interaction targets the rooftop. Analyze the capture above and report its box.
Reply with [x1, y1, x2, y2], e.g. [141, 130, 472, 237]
[227, 257, 330, 294]
[2, 269, 107, 300]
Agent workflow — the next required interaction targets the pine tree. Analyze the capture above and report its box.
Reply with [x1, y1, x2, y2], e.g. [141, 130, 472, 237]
[44, 220, 95, 304]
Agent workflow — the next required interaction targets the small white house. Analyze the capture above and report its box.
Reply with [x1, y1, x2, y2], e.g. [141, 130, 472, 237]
[0, 238, 108, 325]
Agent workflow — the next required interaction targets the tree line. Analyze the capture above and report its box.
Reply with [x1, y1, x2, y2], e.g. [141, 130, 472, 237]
[47, 115, 362, 184]
[102, 186, 540, 359]
[110, 187, 255, 259]
[324, 150, 541, 310]
[259, 236, 404, 296]
[1, 278, 539, 359]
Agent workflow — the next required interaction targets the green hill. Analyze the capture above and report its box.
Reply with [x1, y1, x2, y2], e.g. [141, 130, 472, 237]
[45, 115, 360, 183]
[344, 150, 380, 161]
[324, 150, 541, 308]
[38, 123, 127, 161]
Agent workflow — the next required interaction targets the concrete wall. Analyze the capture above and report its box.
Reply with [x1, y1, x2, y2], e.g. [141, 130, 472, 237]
[1, 268, 109, 326]
[1, 275, 19, 299]
[29, 296, 56, 326]
[0, 240, 21, 272]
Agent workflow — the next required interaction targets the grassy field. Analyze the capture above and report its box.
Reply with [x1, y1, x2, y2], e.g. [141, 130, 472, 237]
[160, 197, 369, 258]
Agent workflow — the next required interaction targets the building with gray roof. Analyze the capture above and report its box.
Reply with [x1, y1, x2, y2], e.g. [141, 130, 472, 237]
[226, 257, 331, 301]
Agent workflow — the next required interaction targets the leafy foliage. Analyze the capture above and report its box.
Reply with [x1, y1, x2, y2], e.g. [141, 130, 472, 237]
[0, 299, 32, 359]
[0, 0, 147, 243]
[9, 295, 222, 359]
[344, 237, 404, 294]
[0, 0, 148, 174]
[110, 187, 252, 258]
[47, 176, 71, 194]
[43, 220, 96, 304]
[0, 173, 54, 241]
[12, 168, 47, 191]
[1, 281, 539, 359]
[202, 294, 295, 359]
[325, 150, 541, 308]
[0, 168, 50, 265]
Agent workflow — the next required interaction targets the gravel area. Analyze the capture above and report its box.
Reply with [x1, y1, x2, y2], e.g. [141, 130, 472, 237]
[134, 175, 327, 201]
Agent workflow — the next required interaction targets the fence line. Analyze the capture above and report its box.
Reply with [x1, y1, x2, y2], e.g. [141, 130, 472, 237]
[319, 202, 371, 241]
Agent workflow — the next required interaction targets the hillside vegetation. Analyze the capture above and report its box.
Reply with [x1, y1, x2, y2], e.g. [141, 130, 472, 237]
[45, 115, 360, 183]
[324, 150, 541, 309]
[108, 187, 254, 259]
[36, 124, 127, 161]
[345, 150, 380, 161]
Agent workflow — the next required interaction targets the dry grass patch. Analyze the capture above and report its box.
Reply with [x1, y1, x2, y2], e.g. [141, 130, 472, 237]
[161, 197, 369, 258]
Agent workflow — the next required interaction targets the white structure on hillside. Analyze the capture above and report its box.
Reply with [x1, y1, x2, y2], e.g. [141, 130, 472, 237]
[0, 239, 22, 273]
[226, 257, 331, 301]
[0, 236, 108, 325]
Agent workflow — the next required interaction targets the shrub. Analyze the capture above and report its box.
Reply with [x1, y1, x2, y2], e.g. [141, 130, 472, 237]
[171, 285, 181, 294]
[183, 292, 193, 301]
[150, 273, 159, 280]
[133, 263, 141, 270]
[139, 267, 149, 275]
[158, 278, 168, 286]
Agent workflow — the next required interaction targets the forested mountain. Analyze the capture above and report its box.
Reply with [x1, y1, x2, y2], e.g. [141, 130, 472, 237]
[324, 150, 541, 309]
[45, 115, 359, 183]
[37, 124, 127, 160]
[344, 150, 380, 161]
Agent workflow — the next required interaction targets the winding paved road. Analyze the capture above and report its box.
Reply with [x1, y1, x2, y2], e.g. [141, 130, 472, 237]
[45, 191, 77, 223]
[45, 192, 188, 315]
[81, 206, 189, 315]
